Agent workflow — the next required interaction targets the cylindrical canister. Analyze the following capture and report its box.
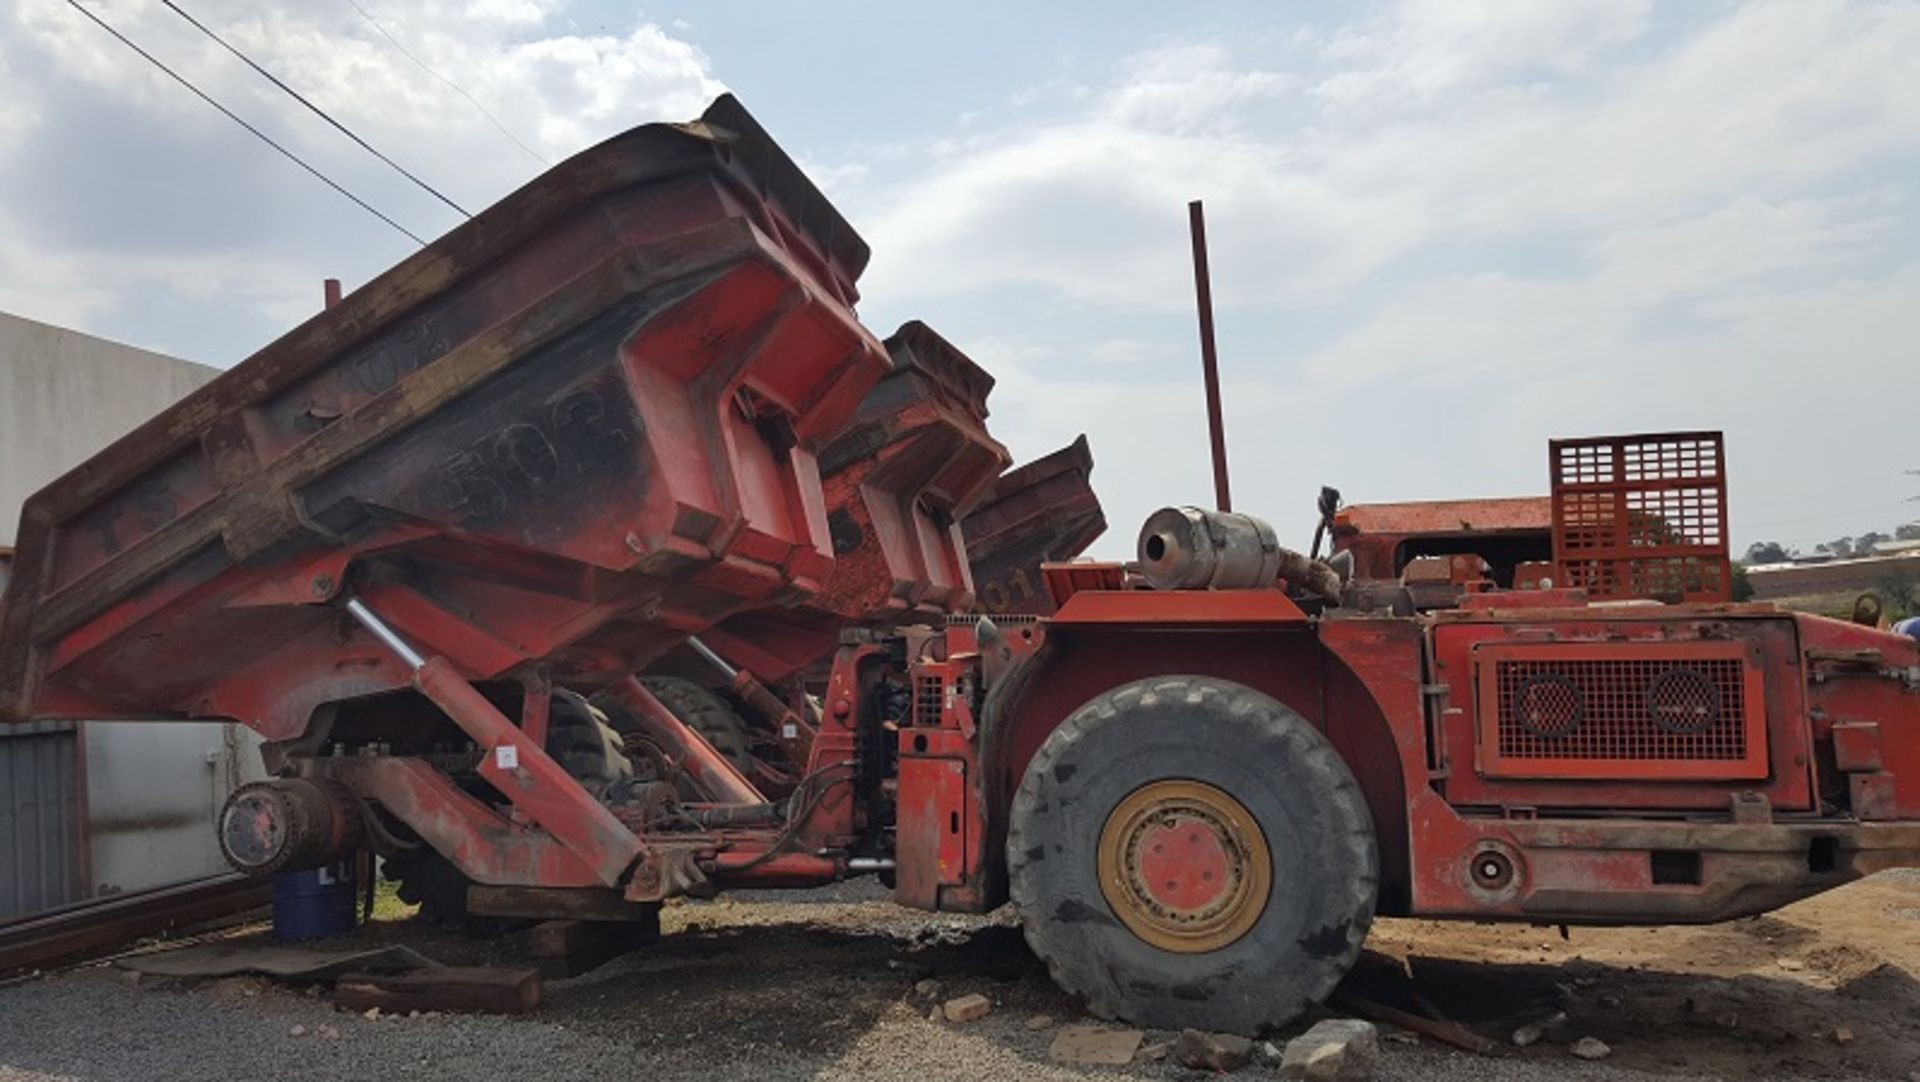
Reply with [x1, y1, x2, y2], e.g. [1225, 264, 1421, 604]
[272, 860, 358, 942]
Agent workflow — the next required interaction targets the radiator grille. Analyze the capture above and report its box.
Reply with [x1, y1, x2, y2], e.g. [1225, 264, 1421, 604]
[914, 675, 945, 727]
[1475, 640, 1767, 780]
[1496, 658, 1747, 761]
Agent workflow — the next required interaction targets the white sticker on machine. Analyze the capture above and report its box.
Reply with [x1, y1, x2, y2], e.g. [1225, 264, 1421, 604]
[494, 744, 519, 770]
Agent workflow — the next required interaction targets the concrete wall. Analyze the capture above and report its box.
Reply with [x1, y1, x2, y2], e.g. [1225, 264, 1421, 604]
[0, 311, 220, 547]
[0, 310, 264, 910]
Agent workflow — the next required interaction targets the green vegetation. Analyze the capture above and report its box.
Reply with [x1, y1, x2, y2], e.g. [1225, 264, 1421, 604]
[1729, 563, 1755, 602]
[369, 876, 420, 923]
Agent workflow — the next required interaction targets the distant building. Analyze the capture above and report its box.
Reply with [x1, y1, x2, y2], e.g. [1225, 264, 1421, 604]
[1745, 551, 1920, 600]
[1, 311, 264, 919]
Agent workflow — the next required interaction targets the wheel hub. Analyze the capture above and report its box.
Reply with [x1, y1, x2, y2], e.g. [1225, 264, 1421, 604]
[1097, 779, 1271, 953]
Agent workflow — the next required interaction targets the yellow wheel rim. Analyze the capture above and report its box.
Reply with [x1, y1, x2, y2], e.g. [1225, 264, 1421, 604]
[1096, 779, 1271, 953]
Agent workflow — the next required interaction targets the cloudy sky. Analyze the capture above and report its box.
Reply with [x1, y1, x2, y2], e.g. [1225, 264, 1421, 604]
[2, 0, 1916, 556]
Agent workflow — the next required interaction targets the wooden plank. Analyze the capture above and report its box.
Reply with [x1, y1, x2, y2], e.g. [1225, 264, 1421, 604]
[526, 918, 658, 978]
[335, 967, 542, 1015]
[1330, 993, 1499, 1056]
[468, 885, 660, 923]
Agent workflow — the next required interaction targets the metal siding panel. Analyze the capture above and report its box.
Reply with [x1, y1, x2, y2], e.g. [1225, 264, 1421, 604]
[0, 726, 80, 918]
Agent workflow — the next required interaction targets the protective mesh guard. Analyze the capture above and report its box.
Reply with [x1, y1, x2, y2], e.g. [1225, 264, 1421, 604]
[1551, 432, 1731, 603]
[1476, 641, 1767, 780]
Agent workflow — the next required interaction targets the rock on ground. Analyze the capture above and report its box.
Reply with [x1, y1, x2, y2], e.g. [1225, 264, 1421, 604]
[1281, 1019, 1380, 1081]
[941, 994, 991, 1023]
[1570, 1036, 1612, 1060]
[1173, 1029, 1253, 1073]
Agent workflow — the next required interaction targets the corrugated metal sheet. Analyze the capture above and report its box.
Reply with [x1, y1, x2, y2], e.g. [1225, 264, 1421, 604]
[1, 721, 81, 918]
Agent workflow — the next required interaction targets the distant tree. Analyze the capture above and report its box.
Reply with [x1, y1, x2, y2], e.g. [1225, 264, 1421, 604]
[1899, 522, 1920, 542]
[1878, 565, 1919, 618]
[1826, 537, 1857, 558]
[1729, 563, 1755, 602]
[1744, 541, 1790, 565]
[1858, 531, 1890, 554]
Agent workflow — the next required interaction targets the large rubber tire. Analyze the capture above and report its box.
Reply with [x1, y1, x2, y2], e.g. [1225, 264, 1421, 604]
[1007, 675, 1377, 1034]
[637, 676, 753, 774]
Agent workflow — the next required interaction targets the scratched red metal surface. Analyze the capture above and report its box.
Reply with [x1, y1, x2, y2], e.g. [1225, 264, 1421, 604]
[0, 96, 888, 734]
[694, 321, 1009, 682]
[1337, 497, 1552, 537]
[962, 436, 1105, 616]
[1429, 613, 1814, 811]
[1333, 497, 1553, 585]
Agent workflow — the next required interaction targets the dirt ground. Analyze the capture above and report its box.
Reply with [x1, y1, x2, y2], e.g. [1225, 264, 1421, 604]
[5, 871, 1920, 1081]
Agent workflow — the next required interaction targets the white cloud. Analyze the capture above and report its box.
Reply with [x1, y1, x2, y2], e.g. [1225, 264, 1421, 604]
[1317, 0, 1652, 106]
[0, 0, 724, 360]
[3, 0, 1915, 553]
[844, 0, 1920, 550]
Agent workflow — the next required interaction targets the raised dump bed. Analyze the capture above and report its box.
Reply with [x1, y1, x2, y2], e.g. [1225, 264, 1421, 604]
[962, 435, 1105, 614]
[688, 321, 1011, 683]
[0, 96, 888, 739]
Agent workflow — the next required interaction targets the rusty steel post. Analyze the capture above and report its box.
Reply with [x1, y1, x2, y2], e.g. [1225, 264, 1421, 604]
[1188, 200, 1232, 512]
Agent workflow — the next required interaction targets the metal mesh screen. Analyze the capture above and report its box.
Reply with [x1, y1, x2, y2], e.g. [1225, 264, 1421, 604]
[1495, 658, 1748, 762]
[913, 675, 944, 727]
[1550, 432, 1731, 602]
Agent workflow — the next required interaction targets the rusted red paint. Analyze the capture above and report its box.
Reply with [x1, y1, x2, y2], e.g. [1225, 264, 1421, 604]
[680, 322, 1011, 687]
[0, 80, 1912, 964]
[415, 656, 643, 887]
[1337, 497, 1554, 537]
[1797, 613, 1920, 818]
[894, 728, 975, 909]
[316, 757, 603, 888]
[1428, 613, 1815, 812]
[607, 675, 764, 806]
[0, 96, 888, 730]
[962, 436, 1105, 616]
[1550, 431, 1733, 603]
[1049, 588, 1309, 626]
[1333, 497, 1552, 584]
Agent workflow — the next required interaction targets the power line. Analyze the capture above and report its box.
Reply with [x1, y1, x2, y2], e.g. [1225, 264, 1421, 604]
[160, 0, 471, 219]
[64, 0, 425, 245]
[1733, 497, 1918, 532]
[343, 0, 551, 168]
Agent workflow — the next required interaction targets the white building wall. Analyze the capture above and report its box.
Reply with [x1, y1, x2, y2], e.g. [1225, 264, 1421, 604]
[0, 310, 264, 904]
[0, 311, 221, 547]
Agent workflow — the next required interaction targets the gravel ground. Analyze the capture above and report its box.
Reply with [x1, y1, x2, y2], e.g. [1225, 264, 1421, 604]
[4, 875, 1917, 1082]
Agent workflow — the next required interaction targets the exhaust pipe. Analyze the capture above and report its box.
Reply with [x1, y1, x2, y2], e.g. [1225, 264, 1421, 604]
[1137, 506, 1343, 600]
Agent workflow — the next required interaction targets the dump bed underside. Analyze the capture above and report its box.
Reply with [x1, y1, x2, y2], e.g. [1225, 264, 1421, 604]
[0, 97, 888, 735]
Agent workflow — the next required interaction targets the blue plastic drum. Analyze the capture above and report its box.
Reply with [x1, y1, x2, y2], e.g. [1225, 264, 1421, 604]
[272, 861, 358, 942]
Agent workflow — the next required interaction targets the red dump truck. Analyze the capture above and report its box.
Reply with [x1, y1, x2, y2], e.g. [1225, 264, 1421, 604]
[5, 97, 1919, 1035]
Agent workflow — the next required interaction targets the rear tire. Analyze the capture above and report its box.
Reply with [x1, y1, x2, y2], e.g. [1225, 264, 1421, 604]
[1007, 675, 1377, 1034]
[636, 676, 753, 772]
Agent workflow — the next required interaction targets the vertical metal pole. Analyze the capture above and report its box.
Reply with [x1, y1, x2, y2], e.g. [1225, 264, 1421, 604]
[1188, 200, 1232, 512]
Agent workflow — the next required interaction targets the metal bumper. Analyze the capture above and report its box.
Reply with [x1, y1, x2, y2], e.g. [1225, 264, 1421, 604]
[1495, 819, 1920, 924]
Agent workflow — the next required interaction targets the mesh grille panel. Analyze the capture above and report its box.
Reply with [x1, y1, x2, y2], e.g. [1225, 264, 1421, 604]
[914, 675, 944, 727]
[1549, 432, 1731, 602]
[1495, 658, 1747, 761]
